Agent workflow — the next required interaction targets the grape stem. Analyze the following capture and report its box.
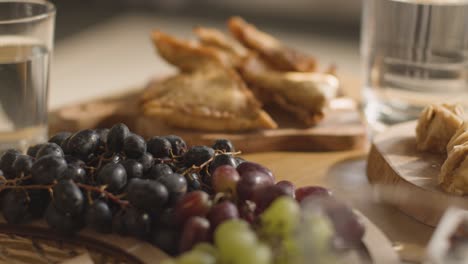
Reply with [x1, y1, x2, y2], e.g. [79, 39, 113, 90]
[0, 175, 32, 185]
[76, 183, 129, 207]
[0, 181, 129, 207]
[182, 150, 242, 176]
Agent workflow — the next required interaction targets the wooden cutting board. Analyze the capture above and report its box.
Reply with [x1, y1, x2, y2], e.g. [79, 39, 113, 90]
[49, 89, 366, 153]
[367, 121, 468, 227]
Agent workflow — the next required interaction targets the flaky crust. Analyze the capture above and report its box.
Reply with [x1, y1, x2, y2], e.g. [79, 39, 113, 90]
[240, 54, 338, 126]
[228, 17, 316, 72]
[415, 104, 464, 154]
[439, 144, 468, 195]
[193, 27, 247, 68]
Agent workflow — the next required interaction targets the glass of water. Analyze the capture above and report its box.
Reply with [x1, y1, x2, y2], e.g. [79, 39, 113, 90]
[361, 0, 468, 131]
[0, 0, 55, 152]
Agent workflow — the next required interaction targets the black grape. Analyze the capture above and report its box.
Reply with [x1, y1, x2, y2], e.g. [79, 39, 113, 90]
[60, 136, 72, 155]
[212, 139, 235, 152]
[164, 135, 187, 156]
[60, 164, 86, 183]
[123, 133, 147, 158]
[122, 159, 144, 179]
[64, 155, 85, 167]
[113, 207, 151, 239]
[95, 128, 109, 150]
[45, 203, 84, 236]
[147, 163, 173, 181]
[52, 179, 84, 215]
[97, 163, 127, 193]
[85, 200, 112, 233]
[1, 190, 31, 224]
[127, 178, 168, 212]
[36, 142, 64, 159]
[147, 136, 172, 158]
[31, 155, 67, 184]
[107, 123, 130, 153]
[0, 149, 21, 178]
[123, 207, 152, 239]
[235, 157, 245, 166]
[27, 189, 50, 218]
[152, 227, 179, 256]
[138, 152, 153, 173]
[209, 154, 237, 173]
[157, 173, 187, 205]
[183, 146, 215, 167]
[27, 144, 45, 158]
[67, 129, 100, 160]
[185, 172, 202, 192]
[12, 154, 33, 176]
[49, 132, 72, 146]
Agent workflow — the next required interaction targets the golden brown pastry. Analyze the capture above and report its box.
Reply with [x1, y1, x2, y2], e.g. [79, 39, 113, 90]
[439, 144, 468, 195]
[151, 30, 232, 72]
[143, 31, 277, 132]
[415, 104, 464, 153]
[240, 54, 338, 126]
[193, 27, 248, 67]
[447, 123, 468, 154]
[228, 16, 316, 72]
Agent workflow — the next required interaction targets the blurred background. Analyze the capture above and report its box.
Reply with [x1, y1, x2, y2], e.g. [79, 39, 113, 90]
[47, 0, 362, 109]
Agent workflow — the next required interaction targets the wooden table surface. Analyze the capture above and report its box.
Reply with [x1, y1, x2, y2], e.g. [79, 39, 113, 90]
[244, 150, 433, 263]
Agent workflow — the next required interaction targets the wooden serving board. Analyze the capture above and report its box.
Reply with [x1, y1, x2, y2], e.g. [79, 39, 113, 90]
[367, 121, 468, 227]
[0, 212, 397, 264]
[49, 89, 366, 153]
[0, 218, 168, 264]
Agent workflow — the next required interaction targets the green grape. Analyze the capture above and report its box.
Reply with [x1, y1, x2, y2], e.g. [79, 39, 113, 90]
[160, 259, 177, 264]
[275, 236, 302, 264]
[177, 251, 216, 264]
[192, 243, 219, 258]
[260, 197, 300, 237]
[297, 212, 336, 264]
[215, 219, 262, 264]
[236, 242, 272, 264]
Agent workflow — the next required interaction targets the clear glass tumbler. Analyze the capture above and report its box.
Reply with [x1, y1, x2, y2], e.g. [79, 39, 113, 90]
[0, 0, 55, 152]
[361, 0, 468, 131]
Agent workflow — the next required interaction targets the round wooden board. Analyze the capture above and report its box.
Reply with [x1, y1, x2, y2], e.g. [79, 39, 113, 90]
[367, 121, 468, 227]
[0, 218, 168, 264]
[49, 89, 366, 153]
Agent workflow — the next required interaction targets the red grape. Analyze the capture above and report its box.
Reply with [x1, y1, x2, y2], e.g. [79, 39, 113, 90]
[295, 186, 331, 203]
[236, 161, 275, 182]
[252, 185, 293, 214]
[173, 191, 212, 225]
[238, 202, 256, 224]
[211, 165, 240, 195]
[303, 197, 365, 249]
[276, 180, 295, 198]
[179, 216, 210, 253]
[207, 201, 239, 229]
[236, 170, 274, 202]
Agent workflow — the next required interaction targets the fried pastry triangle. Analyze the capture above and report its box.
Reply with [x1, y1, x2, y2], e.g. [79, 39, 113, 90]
[193, 27, 248, 68]
[142, 31, 277, 132]
[228, 16, 317, 72]
[240, 54, 338, 126]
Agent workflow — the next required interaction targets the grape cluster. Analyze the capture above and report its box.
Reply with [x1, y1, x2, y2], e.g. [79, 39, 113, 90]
[0, 123, 365, 263]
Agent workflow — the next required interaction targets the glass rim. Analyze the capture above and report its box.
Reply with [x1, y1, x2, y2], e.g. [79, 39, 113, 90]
[0, 0, 55, 25]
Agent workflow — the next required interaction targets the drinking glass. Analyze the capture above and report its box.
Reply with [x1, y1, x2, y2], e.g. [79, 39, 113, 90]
[0, 0, 55, 152]
[361, 0, 468, 131]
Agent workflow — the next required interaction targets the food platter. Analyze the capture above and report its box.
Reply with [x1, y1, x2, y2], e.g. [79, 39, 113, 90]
[49, 90, 366, 153]
[367, 121, 468, 227]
